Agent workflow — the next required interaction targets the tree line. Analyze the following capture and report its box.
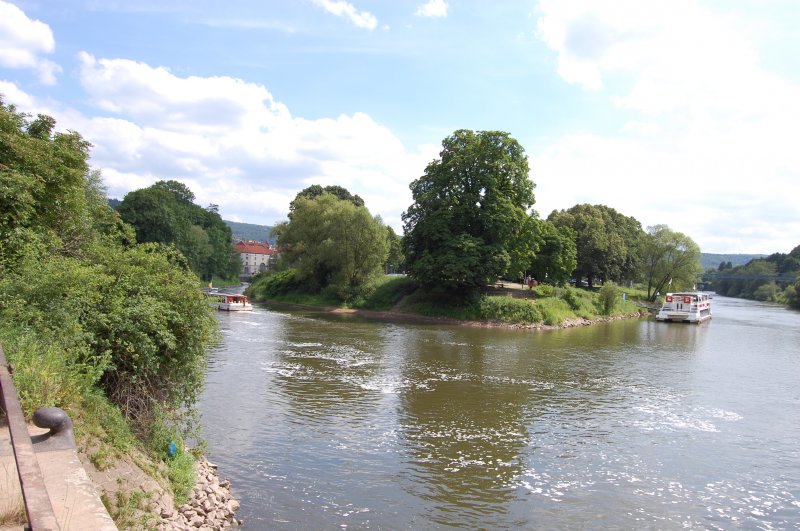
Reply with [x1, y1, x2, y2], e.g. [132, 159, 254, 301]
[265, 129, 703, 304]
[704, 249, 800, 308]
[116, 180, 242, 282]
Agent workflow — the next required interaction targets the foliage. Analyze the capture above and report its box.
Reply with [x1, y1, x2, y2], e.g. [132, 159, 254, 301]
[275, 193, 389, 301]
[529, 220, 577, 285]
[598, 281, 621, 315]
[145, 406, 198, 504]
[384, 226, 405, 274]
[548, 204, 644, 288]
[350, 275, 417, 310]
[117, 180, 239, 281]
[0, 242, 216, 426]
[0, 98, 217, 458]
[289, 184, 365, 213]
[402, 129, 539, 297]
[478, 296, 543, 324]
[102, 489, 157, 530]
[641, 224, 702, 300]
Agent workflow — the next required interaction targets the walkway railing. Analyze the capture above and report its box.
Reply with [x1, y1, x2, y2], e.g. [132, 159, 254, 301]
[0, 343, 61, 531]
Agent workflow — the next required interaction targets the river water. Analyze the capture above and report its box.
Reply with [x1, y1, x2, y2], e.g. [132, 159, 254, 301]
[197, 296, 800, 529]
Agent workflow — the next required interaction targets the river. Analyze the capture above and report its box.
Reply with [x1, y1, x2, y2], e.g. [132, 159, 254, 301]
[197, 296, 800, 529]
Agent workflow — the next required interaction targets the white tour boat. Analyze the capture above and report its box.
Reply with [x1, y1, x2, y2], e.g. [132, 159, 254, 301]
[218, 294, 253, 312]
[655, 292, 712, 323]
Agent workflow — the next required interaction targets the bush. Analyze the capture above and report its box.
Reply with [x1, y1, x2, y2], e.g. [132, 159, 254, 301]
[479, 296, 543, 324]
[598, 282, 621, 315]
[536, 297, 573, 325]
[0, 242, 217, 429]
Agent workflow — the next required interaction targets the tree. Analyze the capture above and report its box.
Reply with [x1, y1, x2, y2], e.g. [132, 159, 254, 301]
[402, 129, 538, 296]
[1, 99, 98, 259]
[289, 184, 364, 214]
[0, 98, 217, 429]
[529, 220, 577, 286]
[276, 193, 388, 300]
[384, 226, 405, 274]
[548, 204, 644, 288]
[641, 224, 702, 300]
[117, 181, 239, 280]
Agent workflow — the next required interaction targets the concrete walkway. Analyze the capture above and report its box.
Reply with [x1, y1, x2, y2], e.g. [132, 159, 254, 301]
[1, 417, 116, 531]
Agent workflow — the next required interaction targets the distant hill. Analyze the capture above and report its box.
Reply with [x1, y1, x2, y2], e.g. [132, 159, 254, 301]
[225, 220, 275, 243]
[700, 253, 765, 270]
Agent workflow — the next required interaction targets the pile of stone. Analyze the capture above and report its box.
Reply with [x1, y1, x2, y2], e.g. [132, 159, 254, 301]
[159, 456, 241, 530]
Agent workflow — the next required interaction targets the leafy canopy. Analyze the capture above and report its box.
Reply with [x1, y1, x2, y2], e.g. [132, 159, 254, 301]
[276, 191, 388, 301]
[641, 224, 702, 299]
[548, 204, 644, 287]
[0, 98, 217, 432]
[117, 180, 240, 281]
[402, 129, 538, 295]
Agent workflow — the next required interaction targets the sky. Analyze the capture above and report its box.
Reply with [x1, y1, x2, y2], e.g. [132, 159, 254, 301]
[2, 0, 799, 254]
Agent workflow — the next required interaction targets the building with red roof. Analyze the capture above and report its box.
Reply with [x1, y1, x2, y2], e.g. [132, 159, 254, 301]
[234, 240, 279, 275]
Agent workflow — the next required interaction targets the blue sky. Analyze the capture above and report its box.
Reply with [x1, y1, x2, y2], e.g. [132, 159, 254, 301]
[2, 0, 799, 254]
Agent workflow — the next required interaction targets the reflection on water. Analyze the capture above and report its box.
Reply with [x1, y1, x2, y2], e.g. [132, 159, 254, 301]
[199, 297, 800, 529]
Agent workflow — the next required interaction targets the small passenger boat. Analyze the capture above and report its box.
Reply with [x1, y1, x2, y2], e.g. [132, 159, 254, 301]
[655, 292, 712, 323]
[218, 294, 253, 312]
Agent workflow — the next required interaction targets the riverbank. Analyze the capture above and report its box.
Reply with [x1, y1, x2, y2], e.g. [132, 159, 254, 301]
[264, 299, 648, 330]
[77, 443, 241, 529]
[248, 272, 651, 328]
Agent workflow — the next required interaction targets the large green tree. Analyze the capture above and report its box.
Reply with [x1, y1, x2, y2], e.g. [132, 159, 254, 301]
[402, 129, 538, 296]
[548, 204, 644, 288]
[117, 180, 239, 281]
[275, 192, 388, 300]
[529, 220, 577, 286]
[641, 224, 702, 300]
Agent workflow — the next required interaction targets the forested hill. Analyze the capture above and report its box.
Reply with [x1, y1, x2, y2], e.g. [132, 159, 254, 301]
[700, 253, 766, 270]
[225, 220, 275, 243]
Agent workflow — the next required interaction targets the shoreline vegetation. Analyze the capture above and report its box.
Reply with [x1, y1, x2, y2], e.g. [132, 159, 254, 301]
[1, 100, 240, 529]
[247, 272, 652, 330]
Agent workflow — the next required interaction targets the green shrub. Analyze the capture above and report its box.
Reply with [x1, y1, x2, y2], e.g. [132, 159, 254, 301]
[536, 297, 573, 325]
[532, 284, 554, 297]
[598, 281, 621, 315]
[478, 296, 543, 324]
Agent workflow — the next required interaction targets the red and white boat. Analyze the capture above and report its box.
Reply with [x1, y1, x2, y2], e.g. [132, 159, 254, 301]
[656, 292, 712, 323]
[218, 294, 253, 312]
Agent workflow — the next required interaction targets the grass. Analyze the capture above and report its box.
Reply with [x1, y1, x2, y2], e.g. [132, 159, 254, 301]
[352, 275, 417, 310]
[101, 489, 157, 530]
[1, 463, 27, 528]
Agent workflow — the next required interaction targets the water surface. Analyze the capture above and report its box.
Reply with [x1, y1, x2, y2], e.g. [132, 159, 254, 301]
[198, 296, 800, 529]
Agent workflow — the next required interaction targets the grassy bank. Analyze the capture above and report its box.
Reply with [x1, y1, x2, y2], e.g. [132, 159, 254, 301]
[248, 271, 648, 327]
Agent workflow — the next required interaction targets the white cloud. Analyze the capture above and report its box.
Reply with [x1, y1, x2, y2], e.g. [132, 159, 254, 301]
[533, 0, 800, 253]
[415, 0, 448, 18]
[312, 0, 378, 30]
[0, 0, 61, 84]
[65, 54, 429, 231]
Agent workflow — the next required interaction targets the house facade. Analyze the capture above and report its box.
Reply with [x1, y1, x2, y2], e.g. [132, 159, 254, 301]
[234, 240, 279, 276]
